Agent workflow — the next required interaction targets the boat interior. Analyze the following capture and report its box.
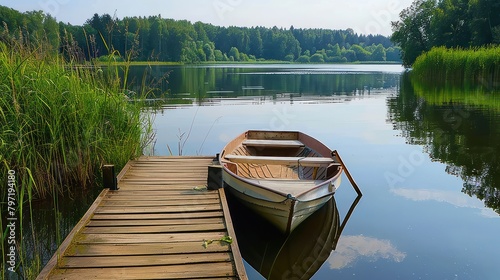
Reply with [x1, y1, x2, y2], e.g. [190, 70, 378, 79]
[222, 131, 341, 181]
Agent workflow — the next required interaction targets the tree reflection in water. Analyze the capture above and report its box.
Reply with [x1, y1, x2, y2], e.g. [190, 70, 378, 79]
[387, 73, 500, 215]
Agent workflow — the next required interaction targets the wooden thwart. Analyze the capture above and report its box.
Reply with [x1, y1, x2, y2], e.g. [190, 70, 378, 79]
[225, 154, 337, 167]
[242, 139, 305, 148]
[37, 156, 247, 280]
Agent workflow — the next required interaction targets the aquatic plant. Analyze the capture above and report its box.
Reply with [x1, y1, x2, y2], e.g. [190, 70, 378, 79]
[411, 46, 500, 90]
[0, 36, 154, 278]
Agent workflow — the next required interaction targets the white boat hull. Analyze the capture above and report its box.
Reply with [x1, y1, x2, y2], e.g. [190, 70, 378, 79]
[223, 170, 341, 233]
[220, 130, 344, 233]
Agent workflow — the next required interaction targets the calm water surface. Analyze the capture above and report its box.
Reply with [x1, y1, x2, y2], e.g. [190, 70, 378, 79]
[147, 64, 500, 280]
[20, 64, 500, 280]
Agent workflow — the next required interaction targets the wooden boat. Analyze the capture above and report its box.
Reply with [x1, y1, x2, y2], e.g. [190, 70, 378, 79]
[227, 193, 341, 279]
[219, 130, 343, 234]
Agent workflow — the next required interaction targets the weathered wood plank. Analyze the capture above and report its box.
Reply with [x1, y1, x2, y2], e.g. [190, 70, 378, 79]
[243, 139, 304, 148]
[65, 242, 230, 256]
[101, 190, 214, 196]
[94, 205, 222, 214]
[87, 217, 225, 227]
[99, 199, 220, 207]
[117, 182, 207, 186]
[82, 223, 227, 234]
[91, 211, 224, 220]
[120, 178, 208, 182]
[75, 232, 228, 244]
[103, 193, 218, 200]
[48, 262, 236, 280]
[60, 252, 232, 268]
[219, 188, 248, 280]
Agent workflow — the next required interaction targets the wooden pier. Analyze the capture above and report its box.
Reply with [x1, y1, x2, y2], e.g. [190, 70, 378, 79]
[37, 156, 247, 280]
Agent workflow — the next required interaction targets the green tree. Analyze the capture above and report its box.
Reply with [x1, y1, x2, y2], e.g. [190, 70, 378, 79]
[350, 44, 372, 61]
[249, 28, 263, 57]
[386, 47, 402, 62]
[214, 49, 225, 61]
[310, 53, 325, 63]
[468, 0, 500, 46]
[391, 0, 436, 67]
[371, 44, 387, 61]
[432, 0, 470, 48]
[203, 43, 216, 61]
[296, 55, 310, 63]
[228, 46, 240, 61]
[341, 49, 357, 62]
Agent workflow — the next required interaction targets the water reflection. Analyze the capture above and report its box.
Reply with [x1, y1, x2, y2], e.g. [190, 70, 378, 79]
[387, 73, 500, 215]
[391, 188, 499, 218]
[2, 189, 100, 280]
[328, 235, 406, 269]
[227, 191, 361, 279]
[127, 64, 402, 106]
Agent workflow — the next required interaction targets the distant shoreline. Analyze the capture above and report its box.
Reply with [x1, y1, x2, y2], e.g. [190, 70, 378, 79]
[96, 60, 403, 66]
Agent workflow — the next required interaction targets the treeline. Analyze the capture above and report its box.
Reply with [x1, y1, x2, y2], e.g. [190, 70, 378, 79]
[391, 0, 500, 67]
[0, 5, 401, 63]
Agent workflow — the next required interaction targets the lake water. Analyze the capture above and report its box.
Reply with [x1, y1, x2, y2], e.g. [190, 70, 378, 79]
[144, 63, 500, 280]
[18, 63, 500, 280]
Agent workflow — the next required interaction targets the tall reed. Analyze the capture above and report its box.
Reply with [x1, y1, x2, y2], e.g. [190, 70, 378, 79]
[1, 36, 153, 278]
[412, 46, 500, 90]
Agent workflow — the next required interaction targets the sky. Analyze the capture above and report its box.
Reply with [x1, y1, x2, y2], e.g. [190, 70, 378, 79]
[1, 0, 414, 36]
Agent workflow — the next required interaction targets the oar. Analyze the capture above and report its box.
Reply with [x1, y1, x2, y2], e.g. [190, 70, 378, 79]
[332, 150, 362, 196]
[332, 194, 362, 250]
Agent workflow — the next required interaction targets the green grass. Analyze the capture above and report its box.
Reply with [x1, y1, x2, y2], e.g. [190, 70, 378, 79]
[1, 42, 153, 198]
[0, 39, 154, 278]
[411, 46, 500, 89]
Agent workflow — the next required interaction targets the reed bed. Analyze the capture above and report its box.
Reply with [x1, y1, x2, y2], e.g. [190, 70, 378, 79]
[1, 36, 154, 277]
[411, 77, 500, 110]
[411, 46, 500, 90]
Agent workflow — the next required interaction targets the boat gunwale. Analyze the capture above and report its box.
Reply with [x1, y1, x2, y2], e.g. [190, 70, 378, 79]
[222, 166, 340, 201]
[220, 130, 343, 200]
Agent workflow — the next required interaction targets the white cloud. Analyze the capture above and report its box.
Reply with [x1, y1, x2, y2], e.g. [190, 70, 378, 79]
[328, 235, 406, 269]
[391, 188, 499, 218]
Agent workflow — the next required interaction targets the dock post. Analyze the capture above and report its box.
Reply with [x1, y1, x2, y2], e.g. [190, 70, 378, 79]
[102, 164, 118, 190]
[207, 154, 223, 190]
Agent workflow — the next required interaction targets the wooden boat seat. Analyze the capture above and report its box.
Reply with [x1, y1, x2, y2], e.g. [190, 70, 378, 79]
[242, 139, 305, 148]
[246, 179, 326, 196]
[224, 154, 338, 167]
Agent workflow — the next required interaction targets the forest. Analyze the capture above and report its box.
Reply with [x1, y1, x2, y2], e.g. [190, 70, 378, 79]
[0, 5, 401, 63]
[391, 0, 500, 67]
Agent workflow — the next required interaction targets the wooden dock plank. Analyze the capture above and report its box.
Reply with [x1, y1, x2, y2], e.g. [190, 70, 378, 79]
[87, 217, 225, 227]
[60, 252, 233, 268]
[37, 156, 247, 280]
[91, 212, 224, 220]
[81, 223, 227, 234]
[65, 242, 230, 256]
[47, 262, 237, 280]
[75, 232, 228, 244]
[94, 204, 222, 214]
[99, 198, 221, 207]
[103, 193, 219, 200]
